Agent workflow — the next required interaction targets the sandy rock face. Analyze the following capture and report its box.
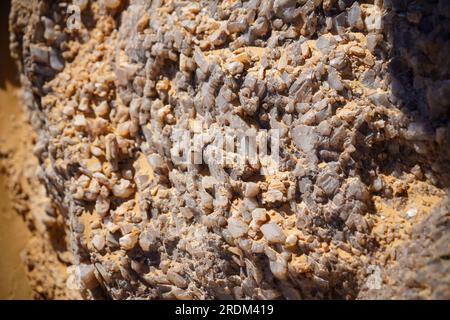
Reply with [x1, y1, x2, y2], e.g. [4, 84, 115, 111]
[8, 0, 450, 299]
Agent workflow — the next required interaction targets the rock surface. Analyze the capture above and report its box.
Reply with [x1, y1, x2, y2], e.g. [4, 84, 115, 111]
[6, 0, 450, 299]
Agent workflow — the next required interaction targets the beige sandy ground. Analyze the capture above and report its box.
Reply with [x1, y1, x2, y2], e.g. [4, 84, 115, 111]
[1, 0, 447, 299]
[0, 80, 33, 299]
[0, 74, 72, 300]
[0, 0, 32, 298]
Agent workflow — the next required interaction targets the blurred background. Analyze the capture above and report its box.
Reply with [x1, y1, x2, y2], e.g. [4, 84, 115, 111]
[0, 0, 33, 299]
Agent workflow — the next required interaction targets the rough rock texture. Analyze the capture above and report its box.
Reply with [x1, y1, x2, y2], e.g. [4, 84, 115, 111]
[7, 0, 450, 299]
[358, 200, 450, 299]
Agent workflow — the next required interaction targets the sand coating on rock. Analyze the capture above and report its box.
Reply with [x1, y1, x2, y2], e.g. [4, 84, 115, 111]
[6, 0, 450, 299]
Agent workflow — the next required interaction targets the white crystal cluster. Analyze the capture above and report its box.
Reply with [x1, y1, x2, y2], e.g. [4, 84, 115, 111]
[9, 0, 450, 299]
